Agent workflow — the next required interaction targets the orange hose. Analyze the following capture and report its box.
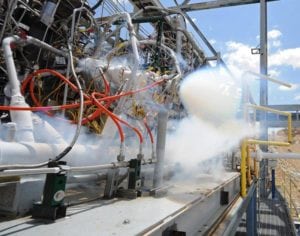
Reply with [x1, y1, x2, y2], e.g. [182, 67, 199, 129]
[91, 93, 125, 142]
[143, 118, 154, 144]
[92, 92, 143, 144]
[4, 69, 165, 144]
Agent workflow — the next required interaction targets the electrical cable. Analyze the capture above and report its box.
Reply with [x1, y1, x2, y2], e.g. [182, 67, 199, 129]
[53, 43, 84, 162]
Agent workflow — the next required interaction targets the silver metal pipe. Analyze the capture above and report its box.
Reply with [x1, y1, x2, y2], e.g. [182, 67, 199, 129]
[69, 162, 129, 173]
[0, 158, 155, 177]
[26, 35, 67, 57]
[153, 110, 168, 188]
[67, 173, 107, 183]
[107, 13, 140, 116]
[0, 167, 60, 177]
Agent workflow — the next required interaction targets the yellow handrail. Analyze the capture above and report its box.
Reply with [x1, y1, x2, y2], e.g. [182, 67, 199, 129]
[247, 104, 292, 143]
[240, 104, 293, 197]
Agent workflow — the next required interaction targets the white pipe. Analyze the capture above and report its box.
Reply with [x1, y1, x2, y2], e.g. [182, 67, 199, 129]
[2, 35, 68, 142]
[2, 36, 21, 97]
[0, 141, 100, 167]
[253, 151, 300, 160]
[32, 114, 66, 144]
[2, 35, 67, 96]
[10, 95, 34, 142]
[246, 71, 291, 88]
[2, 38, 34, 142]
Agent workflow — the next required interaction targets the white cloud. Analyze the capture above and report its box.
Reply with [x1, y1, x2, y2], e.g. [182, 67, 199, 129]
[210, 39, 216, 45]
[294, 95, 300, 101]
[279, 83, 299, 91]
[268, 29, 282, 40]
[257, 29, 282, 48]
[223, 39, 300, 79]
[270, 48, 300, 69]
[268, 69, 281, 78]
[223, 41, 259, 77]
[272, 40, 281, 48]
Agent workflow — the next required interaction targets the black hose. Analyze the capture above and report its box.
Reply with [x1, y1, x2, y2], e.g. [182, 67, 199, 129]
[91, 0, 104, 11]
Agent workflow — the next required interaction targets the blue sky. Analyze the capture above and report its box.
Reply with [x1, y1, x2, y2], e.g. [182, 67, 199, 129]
[89, 0, 300, 105]
[178, 0, 300, 105]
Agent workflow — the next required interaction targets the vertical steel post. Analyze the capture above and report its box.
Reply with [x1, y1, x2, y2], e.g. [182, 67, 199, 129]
[247, 187, 257, 236]
[259, 0, 269, 198]
[153, 110, 168, 188]
[289, 177, 292, 210]
[271, 168, 275, 199]
[283, 171, 286, 198]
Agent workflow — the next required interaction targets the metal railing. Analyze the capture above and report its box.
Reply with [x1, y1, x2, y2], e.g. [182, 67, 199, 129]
[278, 169, 300, 220]
[240, 104, 292, 197]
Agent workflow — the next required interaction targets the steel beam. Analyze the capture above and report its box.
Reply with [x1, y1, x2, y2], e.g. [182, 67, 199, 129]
[259, 0, 268, 198]
[169, 0, 278, 12]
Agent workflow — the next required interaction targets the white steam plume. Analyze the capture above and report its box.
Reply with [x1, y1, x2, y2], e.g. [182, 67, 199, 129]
[165, 69, 253, 179]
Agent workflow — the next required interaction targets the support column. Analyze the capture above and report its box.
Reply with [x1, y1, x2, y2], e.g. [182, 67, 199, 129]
[153, 110, 168, 188]
[271, 168, 276, 199]
[259, 0, 269, 198]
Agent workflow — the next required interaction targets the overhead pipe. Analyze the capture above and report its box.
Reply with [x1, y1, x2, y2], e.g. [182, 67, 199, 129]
[246, 71, 292, 88]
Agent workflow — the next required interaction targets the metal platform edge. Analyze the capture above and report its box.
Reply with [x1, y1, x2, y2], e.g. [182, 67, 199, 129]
[139, 173, 241, 236]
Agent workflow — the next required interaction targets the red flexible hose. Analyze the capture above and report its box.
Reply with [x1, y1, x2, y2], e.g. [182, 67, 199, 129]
[3, 69, 165, 144]
[143, 118, 154, 144]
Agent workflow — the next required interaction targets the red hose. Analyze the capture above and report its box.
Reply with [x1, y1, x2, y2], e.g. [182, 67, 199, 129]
[143, 118, 154, 144]
[3, 69, 165, 144]
[92, 92, 143, 144]
[91, 92, 125, 142]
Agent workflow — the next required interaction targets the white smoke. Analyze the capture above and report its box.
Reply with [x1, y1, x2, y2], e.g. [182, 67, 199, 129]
[165, 68, 253, 179]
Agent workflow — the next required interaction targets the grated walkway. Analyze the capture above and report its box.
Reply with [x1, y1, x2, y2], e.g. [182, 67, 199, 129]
[236, 194, 296, 236]
[257, 198, 295, 235]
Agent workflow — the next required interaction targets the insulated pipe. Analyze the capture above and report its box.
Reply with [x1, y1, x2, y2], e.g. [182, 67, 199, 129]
[2, 36, 34, 142]
[2, 36, 22, 96]
[153, 110, 168, 188]
[0, 142, 100, 168]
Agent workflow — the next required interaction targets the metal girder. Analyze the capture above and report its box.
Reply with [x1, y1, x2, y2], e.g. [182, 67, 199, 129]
[169, 0, 279, 12]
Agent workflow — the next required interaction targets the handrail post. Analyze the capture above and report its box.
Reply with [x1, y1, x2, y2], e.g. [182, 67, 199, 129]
[241, 140, 247, 197]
